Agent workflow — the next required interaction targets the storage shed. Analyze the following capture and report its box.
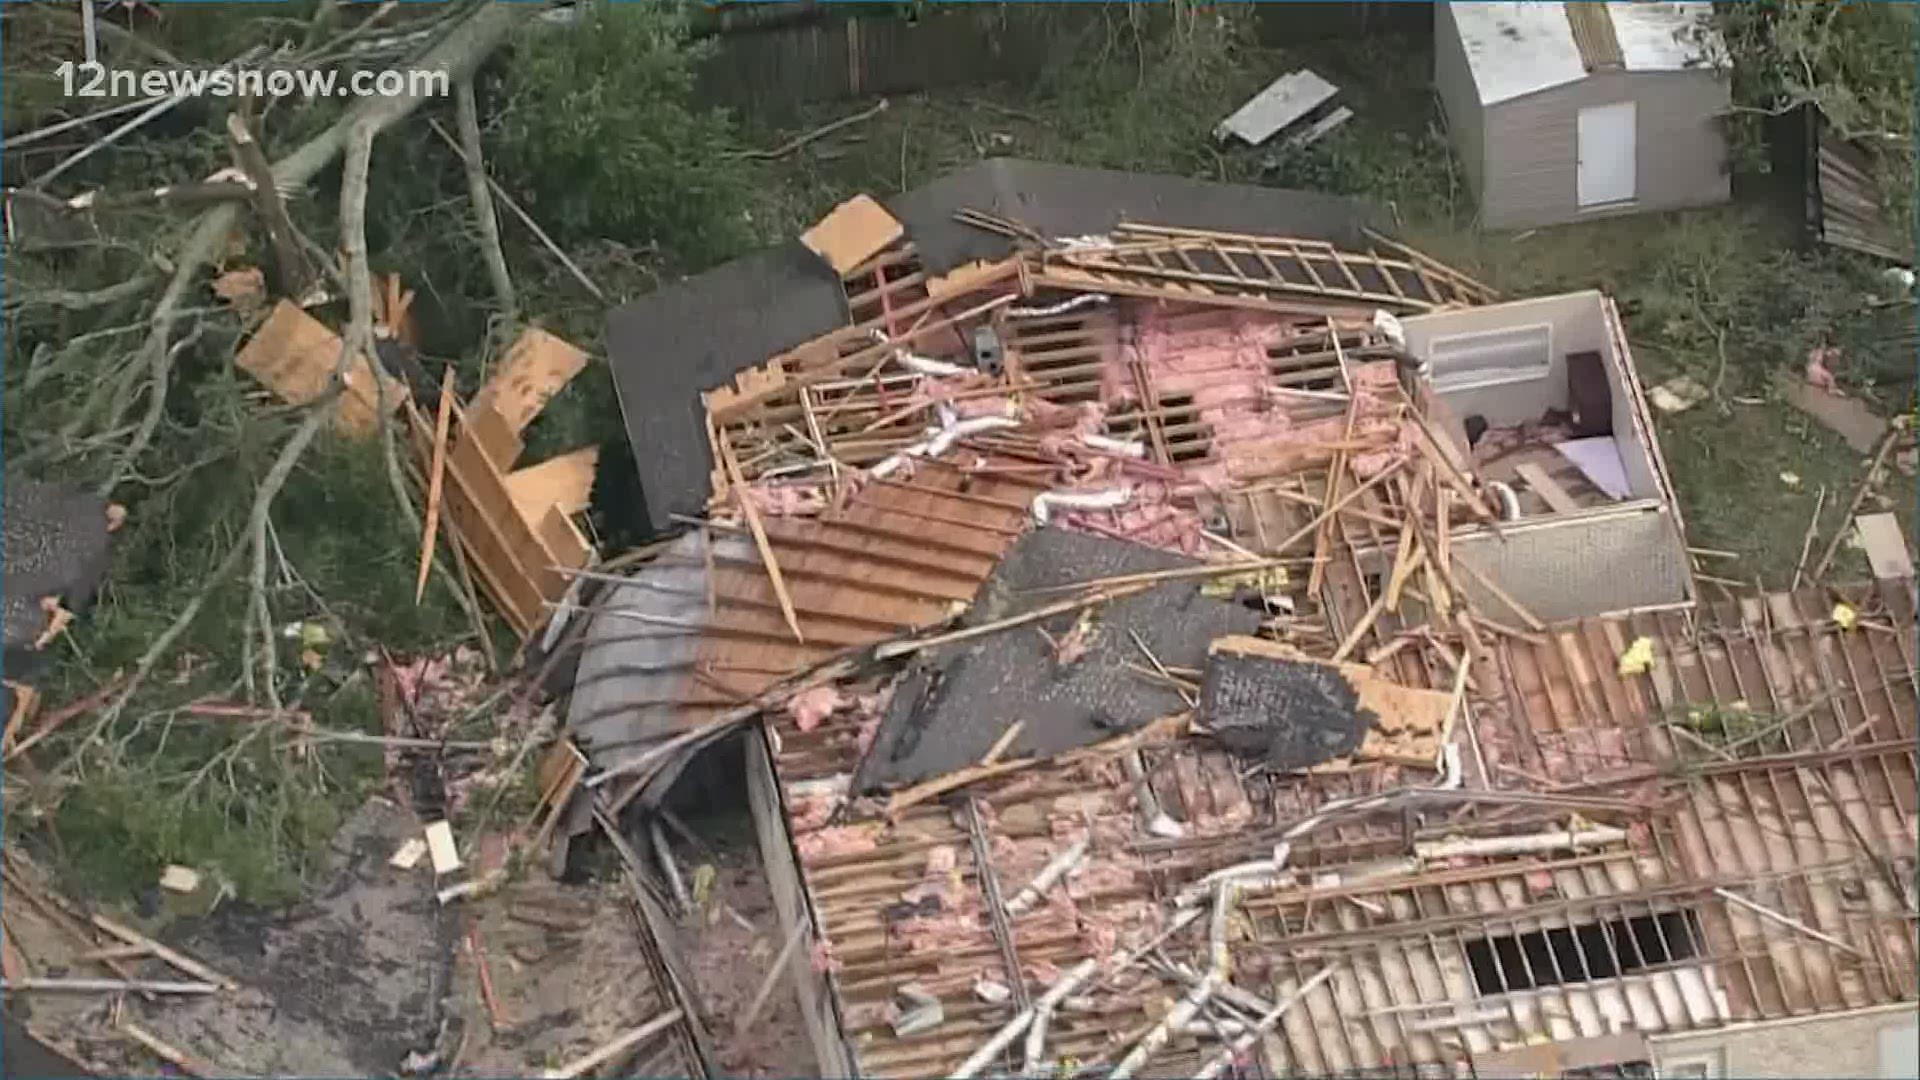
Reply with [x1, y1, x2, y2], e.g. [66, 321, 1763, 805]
[1435, 2, 1731, 230]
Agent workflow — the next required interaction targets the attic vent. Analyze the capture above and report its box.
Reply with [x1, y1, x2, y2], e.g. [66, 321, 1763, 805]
[1428, 323, 1553, 394]
[1466, 909, 1702, 994]
[1565, 2, 1624, 71]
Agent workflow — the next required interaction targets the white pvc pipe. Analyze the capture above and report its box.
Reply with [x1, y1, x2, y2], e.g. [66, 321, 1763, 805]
[1031, 486, 1132, 525]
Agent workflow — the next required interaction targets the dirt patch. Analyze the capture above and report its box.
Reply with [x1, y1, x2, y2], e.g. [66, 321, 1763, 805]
[448, 875, 695, 1077]
[0, 797, 453, 1077]
[127, 797, 451, 1075]
[648, 793, 819, 1079]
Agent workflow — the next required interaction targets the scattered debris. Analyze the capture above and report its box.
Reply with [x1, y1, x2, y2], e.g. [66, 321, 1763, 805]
[800, 193, 905, 276]
[1854, 512, 1915, 579]
[388, 838, 428, 871]
[424, 820, 462, 875]
[1647, 375, 1709, 413]
[1784, 375, 1889, 453]
[1215, 69, 1339, 146]
[233, 299, 409, 436]
[401, 327, 596, 638]
[158, 865, 202, 895]
[211, 265, 266, 309]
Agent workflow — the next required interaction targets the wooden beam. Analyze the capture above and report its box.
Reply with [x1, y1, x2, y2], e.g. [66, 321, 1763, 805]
[414, 368, 456, 604]
[719, 439, 805, 644]
[1512, 462, 1579, 515]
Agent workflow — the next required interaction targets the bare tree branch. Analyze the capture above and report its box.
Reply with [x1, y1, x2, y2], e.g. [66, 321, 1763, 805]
[98, 1, 543, 495]
[453, 77, 518, 340]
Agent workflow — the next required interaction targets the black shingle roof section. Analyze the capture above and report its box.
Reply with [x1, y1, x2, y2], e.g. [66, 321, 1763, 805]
[604, 158, 1384, 533]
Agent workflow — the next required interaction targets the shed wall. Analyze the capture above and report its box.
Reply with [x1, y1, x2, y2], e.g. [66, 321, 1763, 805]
[1481, 69, 1730, 230]
[1433, 1, 1486, 201]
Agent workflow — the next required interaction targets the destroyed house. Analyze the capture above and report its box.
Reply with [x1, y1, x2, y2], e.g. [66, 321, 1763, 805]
[575, 168, 1917, 1078]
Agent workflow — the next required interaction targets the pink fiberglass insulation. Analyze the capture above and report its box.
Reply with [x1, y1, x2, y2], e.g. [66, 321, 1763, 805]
[796, 822, 882, 861]
[1114, 306, 1283, 424]
[1114, 306, 1406, 489]
[744, 481, 831, 517]
[1055, 480, 1207, 556]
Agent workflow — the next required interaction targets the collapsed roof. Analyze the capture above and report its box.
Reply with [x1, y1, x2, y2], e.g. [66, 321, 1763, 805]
[604, 159, 1389, 533]
[569, 179, 1917, 1078]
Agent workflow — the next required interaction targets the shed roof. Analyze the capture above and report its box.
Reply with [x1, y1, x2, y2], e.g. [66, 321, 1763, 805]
[1450, 2, 1721, 106]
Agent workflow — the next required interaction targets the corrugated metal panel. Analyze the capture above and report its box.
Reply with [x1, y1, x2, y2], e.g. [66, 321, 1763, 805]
[1481, 71, 1729, 230]
[565, 462, 1038, 791]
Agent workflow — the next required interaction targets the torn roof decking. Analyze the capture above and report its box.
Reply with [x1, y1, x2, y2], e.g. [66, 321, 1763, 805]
[759, 577, 1916, 1078]
[859, 528, 1263, 790]
[607, 159, 1390, 533]
[566, 457, 1041, 807]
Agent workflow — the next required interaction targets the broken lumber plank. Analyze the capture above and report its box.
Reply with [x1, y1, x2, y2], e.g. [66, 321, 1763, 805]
[1783, 380, 1887, 453]
[801, 193, 905, 277]
[1512, 462, 1579, 515]
[472, 327, 588, 435]
[233, 299, 406, 436]
[3, 976, 217, 995]
[89, 914, 236, 990]
[504, 445, 599, 522]
[718, 438, 805, 644]
[415, 367, 457, 605]
[543, 1009, 686, 1080]
[1214, 68, 1338, 146]
[1812, 427, 1902, 580]
[506, 901, 593, 933]
[1331, 592, 1387, 664]
[1853, 512, 1915, 580]
[120, 1022, 228, 1079]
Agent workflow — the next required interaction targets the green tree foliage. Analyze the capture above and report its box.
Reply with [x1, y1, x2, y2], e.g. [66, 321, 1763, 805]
[1713, 1, 1916, 237]
[492, 4, 752, 265]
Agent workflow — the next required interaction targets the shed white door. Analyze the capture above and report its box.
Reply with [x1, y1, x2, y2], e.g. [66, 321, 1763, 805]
[1576, 102, 1637, 207]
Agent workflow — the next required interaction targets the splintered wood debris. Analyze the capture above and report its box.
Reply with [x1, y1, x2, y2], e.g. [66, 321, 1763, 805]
[548, 191, 1915, 1079]
[234, 299, 408, 436]
[403, 326, 597, 639]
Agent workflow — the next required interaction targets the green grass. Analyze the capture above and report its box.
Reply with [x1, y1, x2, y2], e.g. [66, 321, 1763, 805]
[1657, 400, 1878, 585]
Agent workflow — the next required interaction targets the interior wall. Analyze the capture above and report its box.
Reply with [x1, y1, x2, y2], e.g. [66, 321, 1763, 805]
[1404, 292, 1602, 424]
[1405, 290, 1662, 501]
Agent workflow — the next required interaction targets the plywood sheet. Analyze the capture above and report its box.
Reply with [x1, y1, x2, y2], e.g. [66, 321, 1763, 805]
[1784, 381, 1887, 453]
[473, 328, 588, 435]
[1854, 512, 1915, 579]
[505, 446, 600, 522]
[800, 194, 904, 277]
[234, 300, 406, 436]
